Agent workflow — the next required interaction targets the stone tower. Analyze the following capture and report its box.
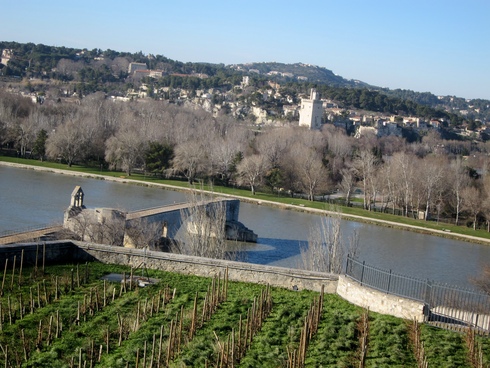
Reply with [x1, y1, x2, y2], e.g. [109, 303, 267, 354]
[299, 89, 323, 129]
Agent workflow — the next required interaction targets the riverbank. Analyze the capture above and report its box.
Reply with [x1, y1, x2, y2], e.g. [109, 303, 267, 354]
[2, 159, 490, 246]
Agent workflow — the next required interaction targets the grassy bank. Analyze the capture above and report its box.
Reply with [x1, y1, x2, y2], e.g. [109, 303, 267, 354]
[2, 155, 490, 244]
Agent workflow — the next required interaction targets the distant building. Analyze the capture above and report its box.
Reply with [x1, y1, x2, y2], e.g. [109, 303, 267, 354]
[1, 49, 13, 65]
[128, 62, 147, 74]
[299, 89, 323, 129]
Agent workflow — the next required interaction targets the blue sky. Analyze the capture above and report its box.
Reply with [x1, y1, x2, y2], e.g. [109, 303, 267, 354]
[3, 0, 490, 100]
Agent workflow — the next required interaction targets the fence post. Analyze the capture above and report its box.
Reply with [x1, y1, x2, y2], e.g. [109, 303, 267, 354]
[387, 269, 392, 293]
[360, 261, 365, 286]
[424, 279, 432, 304]
[345, 254, 350, 275]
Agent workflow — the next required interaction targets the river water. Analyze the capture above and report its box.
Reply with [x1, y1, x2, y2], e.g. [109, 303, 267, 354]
[1, 165, 489, 288]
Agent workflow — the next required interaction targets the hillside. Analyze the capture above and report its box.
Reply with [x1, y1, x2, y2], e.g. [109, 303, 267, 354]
[228, 61, 371, 88]
[1, 41, 489, 123]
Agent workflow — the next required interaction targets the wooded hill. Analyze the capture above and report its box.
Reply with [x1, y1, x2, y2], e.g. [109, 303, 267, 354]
[1, 41, 488, 123]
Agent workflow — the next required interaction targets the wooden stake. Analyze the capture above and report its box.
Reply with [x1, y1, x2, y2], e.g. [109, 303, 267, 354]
[18, 249, 24, 286]
[157, 324, 164, 368]
[21, 328, 27, 361]
[47, 314, 53, 345]
[150, 333, 156, 367]
[7, 296, 12, 325]
[37, 282, 41, 308]
[10, 255, 16, 290]
[19, 292, 24, 320]
[56, 310, 60, 338]
[42, 242, 46, 275]
[30, 287, 34, 314]
[1, 259, 8, 296]
[106, 326, 109, 355]
[117, 314, 123, 347]
[34, 244, 39, 277]
[37, 320, 43, 350]
[103, 280, 107, 307]
[43, 279, 48, 305]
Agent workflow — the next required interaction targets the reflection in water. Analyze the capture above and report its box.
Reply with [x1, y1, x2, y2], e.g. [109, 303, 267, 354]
[236, 237, 307, 266]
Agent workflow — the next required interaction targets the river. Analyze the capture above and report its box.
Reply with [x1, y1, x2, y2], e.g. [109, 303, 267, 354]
[1, 164, 489, 288]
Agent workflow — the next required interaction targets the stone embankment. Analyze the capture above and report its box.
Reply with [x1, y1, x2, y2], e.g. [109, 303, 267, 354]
[2, 161, 490, 246]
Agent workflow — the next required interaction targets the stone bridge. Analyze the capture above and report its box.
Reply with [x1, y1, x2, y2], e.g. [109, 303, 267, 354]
[64, 187, 257, 247]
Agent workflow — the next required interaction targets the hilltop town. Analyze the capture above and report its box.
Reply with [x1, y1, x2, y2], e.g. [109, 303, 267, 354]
[1, 42, 489, 144]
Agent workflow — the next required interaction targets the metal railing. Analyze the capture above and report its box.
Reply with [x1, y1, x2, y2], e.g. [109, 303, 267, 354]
[345, 255, 490, 332]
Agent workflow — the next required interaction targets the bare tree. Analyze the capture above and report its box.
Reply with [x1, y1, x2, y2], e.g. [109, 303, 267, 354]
[110, 57, 130, 76]
[256, 127, 293, 169]
[56, 58, 83, 79]
[339, 167, 355, 206]
[236, 154, 268, 195]
[462, 185, 486, 230]
[46, 119, 86, 166]
[105, 125, 147, 175]
[417, 156, 446, 220]
[289, 143, 329, 201]
[172, 139, 207, 184]
[391, 151, 415, 217]
[352, 149, 378, 210]
[173, 193, 233, 260]
[208, 129, 245, 185]
[471, 265, 490, 294]
[299, 213, 359, 274]
[124, 218, 161, 249]
[449, 158, 470, 225]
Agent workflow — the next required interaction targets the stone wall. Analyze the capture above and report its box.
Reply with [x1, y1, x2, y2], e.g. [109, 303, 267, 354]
[0, 241, 427, 322]
[336, 275, 426, 322]
[0, 241, 78, 268]
[73, 242, 338, 293]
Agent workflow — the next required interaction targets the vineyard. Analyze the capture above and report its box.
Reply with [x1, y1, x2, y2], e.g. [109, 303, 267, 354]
[0, 261, 489, 367]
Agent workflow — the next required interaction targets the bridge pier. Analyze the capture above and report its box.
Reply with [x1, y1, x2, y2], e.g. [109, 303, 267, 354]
[64, 187, 257, 248]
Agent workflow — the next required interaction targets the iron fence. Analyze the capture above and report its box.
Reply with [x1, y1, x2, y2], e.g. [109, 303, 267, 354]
[345, 255, 490, 333]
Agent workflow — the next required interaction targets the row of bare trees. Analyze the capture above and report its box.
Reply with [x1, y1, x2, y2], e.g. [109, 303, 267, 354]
[3, 90, 490, 228]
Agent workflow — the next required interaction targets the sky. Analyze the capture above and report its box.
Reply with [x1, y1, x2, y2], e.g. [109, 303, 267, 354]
[2, 0, 490, 100]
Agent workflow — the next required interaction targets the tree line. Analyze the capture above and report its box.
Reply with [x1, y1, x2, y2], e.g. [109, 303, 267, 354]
[2, 90, 490, 230]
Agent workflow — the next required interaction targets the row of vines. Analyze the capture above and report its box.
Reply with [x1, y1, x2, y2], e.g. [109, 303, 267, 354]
[0, 261, 489, 367]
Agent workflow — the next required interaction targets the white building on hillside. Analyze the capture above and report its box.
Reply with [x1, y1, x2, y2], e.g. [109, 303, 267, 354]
[299, 89, 323, 129]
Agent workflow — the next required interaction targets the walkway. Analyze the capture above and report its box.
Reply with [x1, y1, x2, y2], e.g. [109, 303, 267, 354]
[0, 226, 63, 245]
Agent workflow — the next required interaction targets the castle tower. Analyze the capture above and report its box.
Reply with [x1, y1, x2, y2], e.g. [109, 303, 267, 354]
[299, 89, 323, 129]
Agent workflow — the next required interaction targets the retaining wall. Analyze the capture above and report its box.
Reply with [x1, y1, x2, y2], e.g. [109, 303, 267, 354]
[0, 241, 427, 321]
[336, 275, 426, 322]
[73, 242, 338, 293]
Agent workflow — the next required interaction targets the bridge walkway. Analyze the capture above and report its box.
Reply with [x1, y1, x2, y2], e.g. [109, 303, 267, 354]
[0, 226, 63, 245]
